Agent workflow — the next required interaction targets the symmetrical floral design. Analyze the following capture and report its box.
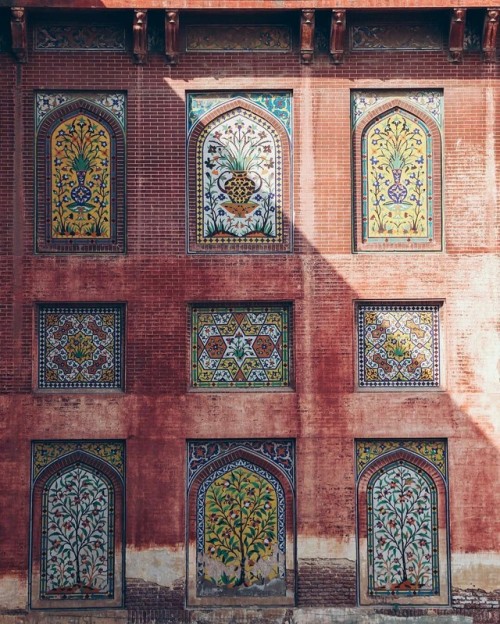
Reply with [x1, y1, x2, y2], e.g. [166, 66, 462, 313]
[357, 304, 440, 388]
[41, 464, 114, 599]
[36, 92, 126, 253]
[38, 304, 124, 390]
[352, 90, 442, 252]
[356, 439, 447, 478]
[34, 23, 126, 50]
[199, 462, 284, 595]
[188, 440, 295, 487]
[350, 23, 443, 51]
[188, 93, 291, 252]
[368, 461, 438, 596]
[31, 441, 124, 608]
[363, 109, 432, 241]
[186, 25, 292, 52]
[191, 304, 291, 388]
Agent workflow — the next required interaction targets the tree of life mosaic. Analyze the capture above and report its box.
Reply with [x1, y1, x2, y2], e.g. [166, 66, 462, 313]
[36, 92, 126, 253]
[191, 305, 290, 389]
[188, 93, 291, 253]
[41, 464, 114, 600]
[352, 90, 442, 252]
[38, 305, 124, 390]
[199, 463, 284, 596]
[368, 461, 438, 596]
[357, 304, 440, 388]
[363, 109, 432, 241]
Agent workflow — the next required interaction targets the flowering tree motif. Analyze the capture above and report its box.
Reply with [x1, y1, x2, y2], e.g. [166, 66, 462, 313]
[364, 109, 431, 240]
[42, 465, 112, 598]
[368, 462, 437, 595]
[200, 108, 281, 241]
[202, 466, 282, 593]
[51, 114, 112, 239]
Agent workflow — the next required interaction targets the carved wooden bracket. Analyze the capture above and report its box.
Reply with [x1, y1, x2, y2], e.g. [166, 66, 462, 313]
[330, 9, 346, 64]
[165, 9, 179, 65]
[482, 8, 499, 63]
[449, 8, 466, 63]
[11, 7, 27, 64]
[300, 9, 315, 65]
[133, 9, 148, 64]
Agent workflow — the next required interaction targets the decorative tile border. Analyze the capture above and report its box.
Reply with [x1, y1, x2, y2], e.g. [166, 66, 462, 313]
[38, 304, 125, 390]
[356, 439, 447, 478]
[357, 303, 441, 389]
[350, 23, 443, 51]
[186, 24, 292, 52]
[191, 304, 291, 389]
[36, 92, 126, 130]
[34, 23, 126, 51]
[33, 440, 125, 478]
[352, 90, 443, 128]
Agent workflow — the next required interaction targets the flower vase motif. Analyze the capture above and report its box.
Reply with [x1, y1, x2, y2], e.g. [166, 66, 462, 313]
[387, 168, 407, 204]
[69, 169, 93, 219]
[201, 109, 280, 241]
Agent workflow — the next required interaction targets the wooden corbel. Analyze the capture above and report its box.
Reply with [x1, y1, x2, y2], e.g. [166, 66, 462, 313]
[482, 8, 499, 63]
[300, 9, 315, 65]
[449, 8, 466, 63]
[330, 9, 346, 64]
[11, 7, 27, 64]
[165, 9, 179, 65]
[133, 9, 148, 64]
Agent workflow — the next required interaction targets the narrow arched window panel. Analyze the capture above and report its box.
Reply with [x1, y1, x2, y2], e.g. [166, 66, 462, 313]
[356, 439, 450, 606]
[187, 92, 292, 253]
[35, 92, 126, 253]
[31, 441, 125, 609]
[187, 439, 295, 607]
[352, 90, 442, 252]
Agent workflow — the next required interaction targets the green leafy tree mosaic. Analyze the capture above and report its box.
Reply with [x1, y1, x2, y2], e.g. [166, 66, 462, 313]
[203, 467, 280, 589]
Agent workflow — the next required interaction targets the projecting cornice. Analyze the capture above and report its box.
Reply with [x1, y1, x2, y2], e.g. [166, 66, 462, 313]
[0, 1, 498, 8]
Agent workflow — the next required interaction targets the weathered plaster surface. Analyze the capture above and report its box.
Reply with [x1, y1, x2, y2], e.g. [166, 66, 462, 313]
[126, 546, 184, 588]
[452, 553, 500, 593]
[298, 536, 355, 560]
[0, 576, 26, 610]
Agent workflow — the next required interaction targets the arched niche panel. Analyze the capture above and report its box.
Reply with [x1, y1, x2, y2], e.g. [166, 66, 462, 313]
[35, 93, 126, 253]
[187, 93, 292, 253]
[356, 441, 449, 606]
[30, 442, 125, 609]
[352, 92, 442, 252]
[187, 440, 295, 607]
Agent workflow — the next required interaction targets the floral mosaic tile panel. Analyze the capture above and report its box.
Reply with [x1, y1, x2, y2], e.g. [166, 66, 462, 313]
[191, 304, 291, 389]
[188, 440, 295, 487]
[36, 92, 126, 253]
[356, 439, 447, 477]
[187, 93, 292, 253]
[357, 304, 440, 388]
[34, 23, 126, 50]
[350, 23, 443, 50]
[33, 440, 125, 478]
[186, 24, 292, 52]
[38, 304, 124, 390]
[351, 90, 442, 127]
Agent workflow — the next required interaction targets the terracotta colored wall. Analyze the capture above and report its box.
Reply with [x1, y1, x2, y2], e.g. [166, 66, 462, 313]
[0, 5, 498, 620]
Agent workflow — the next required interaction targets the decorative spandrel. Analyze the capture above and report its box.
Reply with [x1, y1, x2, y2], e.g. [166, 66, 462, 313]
[356, 439, 446, 478]
[191, 304, 291, 389]
[188, 93, 292, 253]
[41, 465, 114, 600]
[36, 92, 126, 253]
[199, 463, 285, 596]
[368, 462, 438, 596]
[364, 109, 432, 241]
[357, 304, 440, 388]
[38, 304, 124, 390]
[352, 91, 442, 252]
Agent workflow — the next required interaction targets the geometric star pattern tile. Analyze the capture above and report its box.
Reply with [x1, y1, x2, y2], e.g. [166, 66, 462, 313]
[38, 304, 124, 390]
[191, 304, 291, 389]
[357, 303, 440, 388]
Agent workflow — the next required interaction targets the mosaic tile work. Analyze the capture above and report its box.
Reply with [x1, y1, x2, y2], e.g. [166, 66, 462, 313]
[34, 23, 126, 50]
[191, 304, 291, 389]
[36, 92, 126, 253]
[188, 440, 295, 487]
[350, 23, 443, 50]
[32, 441, 124, 606]
[34, 441, 125, 478]
[38, 304, 124, 390]
[357, 304, 440, 388]
[186, 24, 291, 52]
[356, 439, 447, 478]
[367, 460, 439, 596]
[363, 108, 433, 241]
[198, 460, 286, 597]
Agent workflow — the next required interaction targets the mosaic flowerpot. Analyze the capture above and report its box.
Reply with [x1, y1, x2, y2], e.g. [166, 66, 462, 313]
[69, 170, 93, 217]
[387, 168, 407, 204]
[218, 170, 262, 216]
